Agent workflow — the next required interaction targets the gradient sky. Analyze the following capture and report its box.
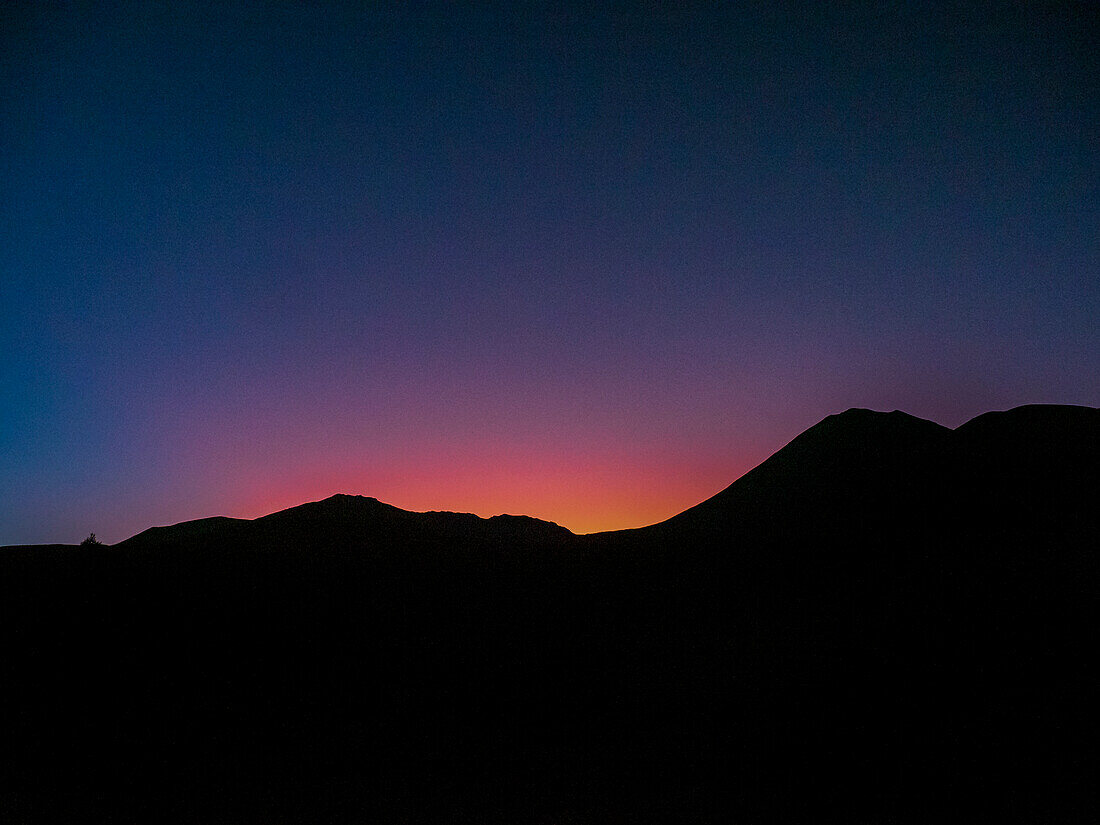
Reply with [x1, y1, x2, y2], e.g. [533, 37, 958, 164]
[3, 2, 1098, 544]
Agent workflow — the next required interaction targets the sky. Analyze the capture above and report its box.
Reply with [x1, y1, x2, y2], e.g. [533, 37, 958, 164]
[2, 2, 1098, 544]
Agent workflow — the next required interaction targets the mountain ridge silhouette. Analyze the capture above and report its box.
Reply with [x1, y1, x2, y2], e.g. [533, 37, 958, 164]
[28, 403, 1085, 549]
[115, 493, 575, 551]
[1, 403, 1096, 824]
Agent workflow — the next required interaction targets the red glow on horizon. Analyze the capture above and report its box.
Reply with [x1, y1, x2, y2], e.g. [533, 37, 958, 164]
[216, 447, 759, 535]
[148, 401, 780, 542]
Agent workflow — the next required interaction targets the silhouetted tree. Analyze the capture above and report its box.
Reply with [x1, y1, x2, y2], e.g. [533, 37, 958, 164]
[81, 533, 102, 546]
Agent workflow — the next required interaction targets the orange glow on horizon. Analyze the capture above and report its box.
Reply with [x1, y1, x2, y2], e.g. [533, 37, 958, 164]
[217, 447, 758, 535]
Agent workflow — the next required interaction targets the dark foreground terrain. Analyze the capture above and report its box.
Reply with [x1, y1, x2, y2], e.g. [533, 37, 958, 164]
[2, 405, 1097, 823]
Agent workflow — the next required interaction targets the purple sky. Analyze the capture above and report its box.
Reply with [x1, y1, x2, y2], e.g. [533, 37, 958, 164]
[3, 2, 1098, 544]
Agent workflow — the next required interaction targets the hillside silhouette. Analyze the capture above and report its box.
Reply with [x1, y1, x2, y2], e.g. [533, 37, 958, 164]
[1, 404, 1097, 823]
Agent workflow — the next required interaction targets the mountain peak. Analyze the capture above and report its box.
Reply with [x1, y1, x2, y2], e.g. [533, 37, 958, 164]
[651, 407, 951, 533]
[789, 407, 951, 453]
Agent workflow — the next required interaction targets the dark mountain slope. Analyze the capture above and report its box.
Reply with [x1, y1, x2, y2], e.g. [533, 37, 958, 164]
[614, 404, 1100, 823]
[952, 404, 1100, 550]
[123, 514, 251, 547]
[1, 405, 1096, 824]
[644, 407, 953, 542]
